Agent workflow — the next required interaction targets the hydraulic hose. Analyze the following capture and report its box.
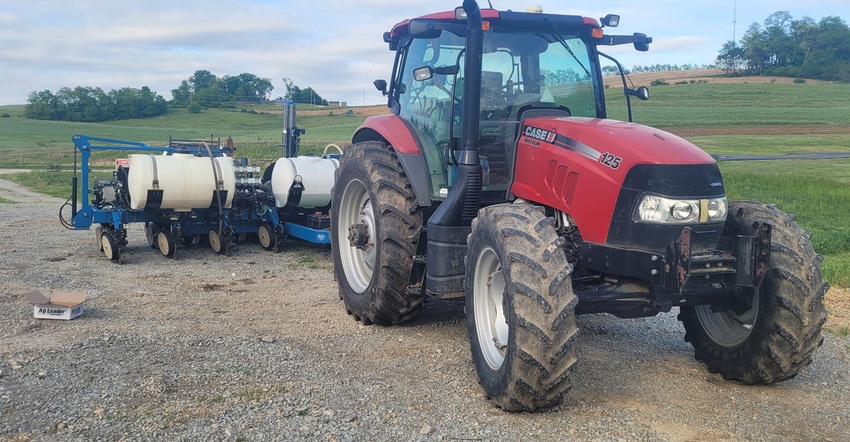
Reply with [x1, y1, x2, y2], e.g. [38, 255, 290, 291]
[201, 142, 226, 246]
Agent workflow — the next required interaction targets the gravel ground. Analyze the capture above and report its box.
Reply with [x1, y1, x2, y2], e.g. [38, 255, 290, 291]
[1, 178, 849, 442]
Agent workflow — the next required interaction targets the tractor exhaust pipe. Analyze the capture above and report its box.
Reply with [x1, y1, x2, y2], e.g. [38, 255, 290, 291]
[424, 0, 484, 294]
[459, 0, 483, 159]
[429, 0, 483, 227]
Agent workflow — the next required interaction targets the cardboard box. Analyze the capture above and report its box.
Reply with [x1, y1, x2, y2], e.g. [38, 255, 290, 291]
[25, 291, 88, 320]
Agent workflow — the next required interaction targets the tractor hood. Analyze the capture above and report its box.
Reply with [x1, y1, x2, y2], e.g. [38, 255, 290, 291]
[518, 116, 716, 166]
[511, 116, 721, 244]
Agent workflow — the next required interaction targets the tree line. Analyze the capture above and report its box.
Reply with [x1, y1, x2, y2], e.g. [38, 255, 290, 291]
[24, 86, 168, 122]
[170, 70, 273, 109]
[25, 70, 332, 122]
[602, 63, 713, 77]
[717, 11, 850, 81]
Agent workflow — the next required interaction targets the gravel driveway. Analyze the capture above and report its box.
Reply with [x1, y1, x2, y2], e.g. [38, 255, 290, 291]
[1, 179, 848, 442]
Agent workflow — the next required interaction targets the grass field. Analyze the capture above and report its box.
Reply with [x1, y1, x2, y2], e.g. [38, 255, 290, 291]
[2, 77, 850, 286]
[0, 104, 367, 165]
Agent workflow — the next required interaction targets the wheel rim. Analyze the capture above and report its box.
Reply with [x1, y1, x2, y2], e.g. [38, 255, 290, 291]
[258, 224, 273, 249]
[157, 232, 173, 257]
[473, 246, 509, 371]
[101, 231, 116, 260]
[208, 230, 222, 253]
[694, 290, 759, 347]
[337, 178, 376, 293]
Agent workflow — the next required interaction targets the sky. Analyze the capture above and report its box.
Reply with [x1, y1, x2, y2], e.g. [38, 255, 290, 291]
[1, 0, 848, 106]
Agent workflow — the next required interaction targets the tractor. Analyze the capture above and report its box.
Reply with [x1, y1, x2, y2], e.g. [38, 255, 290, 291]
[330, 1, 828, 411]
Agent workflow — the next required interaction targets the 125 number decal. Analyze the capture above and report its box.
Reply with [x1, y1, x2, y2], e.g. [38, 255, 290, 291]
[600, 152, 622, 169]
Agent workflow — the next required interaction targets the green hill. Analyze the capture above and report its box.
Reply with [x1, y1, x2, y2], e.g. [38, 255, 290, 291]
[3, 80, 850, 287]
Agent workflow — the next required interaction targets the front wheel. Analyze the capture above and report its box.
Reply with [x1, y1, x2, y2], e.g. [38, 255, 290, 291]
[679, 200, 829, 383]
[465, 203, 578, 411]
[330, 141, 423, 325]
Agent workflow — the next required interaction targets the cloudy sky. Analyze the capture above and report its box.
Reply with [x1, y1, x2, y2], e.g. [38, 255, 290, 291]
[1, 0, 847, 106]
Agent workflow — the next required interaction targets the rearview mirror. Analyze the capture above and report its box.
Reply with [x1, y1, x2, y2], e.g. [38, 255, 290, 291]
[413, 67, 433, 82]
[633, 33, 650, 52]
[627, 86, 649, 101]
[374, 79, 388, 96]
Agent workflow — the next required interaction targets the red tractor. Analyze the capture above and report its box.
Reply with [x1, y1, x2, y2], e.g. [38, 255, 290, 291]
[331, 1, 828, 411]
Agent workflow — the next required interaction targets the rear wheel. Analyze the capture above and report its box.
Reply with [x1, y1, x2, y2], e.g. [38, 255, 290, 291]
[679, 200, 828, 383]
[330, 141, 423, 325]
[465, 203, 578, 411]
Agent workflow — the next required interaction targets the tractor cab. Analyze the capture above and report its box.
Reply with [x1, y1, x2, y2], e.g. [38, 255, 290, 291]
[377, 8, 647, 202]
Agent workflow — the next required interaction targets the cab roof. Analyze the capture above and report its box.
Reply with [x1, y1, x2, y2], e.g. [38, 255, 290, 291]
[387, 8, 600, 43]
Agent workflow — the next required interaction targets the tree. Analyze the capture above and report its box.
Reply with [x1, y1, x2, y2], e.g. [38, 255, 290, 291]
[222, 73, 273, 103]
[171, 80, 192, 106]
[720, 11, 849, 81]
[803, 16, 850, 81]
[716, 41, 745, 74]
[24, 90, 58, 120]
[189, 70, 218, 92]
[172, 70, 274, 107]
[282, 77, 328, 105]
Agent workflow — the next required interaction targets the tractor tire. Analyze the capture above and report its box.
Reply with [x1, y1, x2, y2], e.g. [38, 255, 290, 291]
[678, 200, 829, 383]
[465, 202, 578, 411]
[330, 141, 424, 325]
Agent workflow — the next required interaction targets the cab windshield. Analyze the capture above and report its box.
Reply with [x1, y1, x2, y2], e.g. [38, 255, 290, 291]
[397, 26, 600, 198]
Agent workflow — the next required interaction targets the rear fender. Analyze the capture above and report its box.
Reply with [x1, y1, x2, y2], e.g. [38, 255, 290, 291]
[352, 114, 432, 207]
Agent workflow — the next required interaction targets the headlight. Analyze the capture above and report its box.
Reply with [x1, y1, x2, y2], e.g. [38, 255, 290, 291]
[634, 195, 727, 224]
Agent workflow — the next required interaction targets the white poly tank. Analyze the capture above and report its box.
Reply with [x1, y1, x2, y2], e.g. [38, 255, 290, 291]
[127, 154, 236, 211]
[271, 156, 339, 208]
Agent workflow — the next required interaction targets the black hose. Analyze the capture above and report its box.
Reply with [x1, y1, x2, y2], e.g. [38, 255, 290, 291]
[59, 198, 75, 230]
[60, 139, 80, 230]
[202, 142, 226, 248]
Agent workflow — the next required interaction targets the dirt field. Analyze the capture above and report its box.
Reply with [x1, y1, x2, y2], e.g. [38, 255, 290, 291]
[1, 172, 849, 441]
[601, 68, 828, 87]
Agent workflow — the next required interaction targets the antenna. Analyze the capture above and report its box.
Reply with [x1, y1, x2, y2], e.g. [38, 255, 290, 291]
[732, 0, 737, 44]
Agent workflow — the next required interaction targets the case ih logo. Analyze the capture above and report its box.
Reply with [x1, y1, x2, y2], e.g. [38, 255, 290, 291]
[524, 126, 556, 143]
